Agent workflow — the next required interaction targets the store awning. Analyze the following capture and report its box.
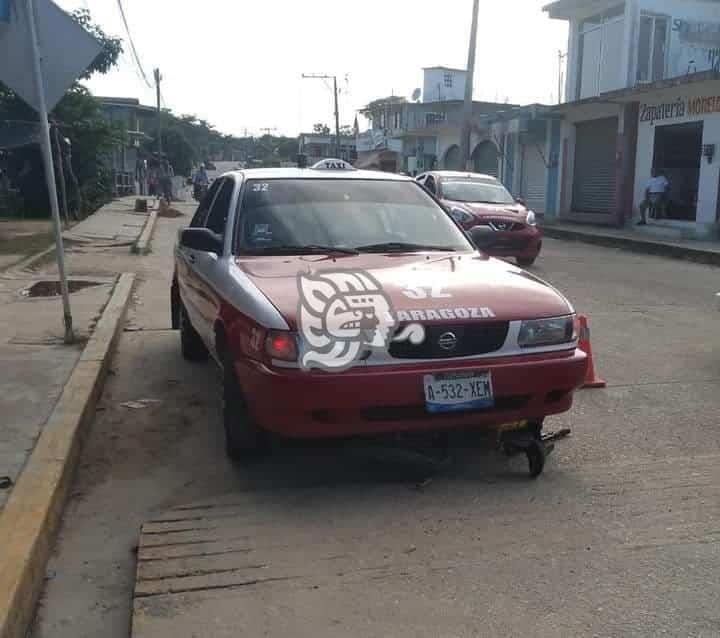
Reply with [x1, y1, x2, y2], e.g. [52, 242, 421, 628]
[553, 70, 720, 113]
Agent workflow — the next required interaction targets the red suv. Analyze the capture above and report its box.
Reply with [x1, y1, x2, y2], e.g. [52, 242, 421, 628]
[416, 171, 542, 267]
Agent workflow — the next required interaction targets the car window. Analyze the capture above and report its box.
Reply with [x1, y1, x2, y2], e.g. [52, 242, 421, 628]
[442, 179, 515, 205]
[205, 178, 235, 236]
[424, 176, 437, 194]
[190, 180, 221, 228]
[237, 179, 472, 254]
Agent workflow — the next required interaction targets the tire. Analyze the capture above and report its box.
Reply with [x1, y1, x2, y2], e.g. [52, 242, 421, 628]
[170, 281, 180, 330]
[223, 356, 267, 461]
[516, 254, 537, 268]
[180, 303, 208, 361]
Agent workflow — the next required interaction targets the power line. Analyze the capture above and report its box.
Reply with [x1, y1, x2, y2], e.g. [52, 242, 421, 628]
[116, 0, 152, 88]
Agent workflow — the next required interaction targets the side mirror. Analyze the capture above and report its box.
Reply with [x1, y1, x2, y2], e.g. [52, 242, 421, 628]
[180, 228, 223, 254]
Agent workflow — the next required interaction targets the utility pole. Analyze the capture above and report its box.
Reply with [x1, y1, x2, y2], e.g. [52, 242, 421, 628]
[333, 75, 341, 158]
[302, 73, 342, 158]
[25, 0, 74, 343]
[558, 50, 567, 104]
[52, 125, 70, 225]
[154, 68, 162, 153]
[461, 0, 480, 171]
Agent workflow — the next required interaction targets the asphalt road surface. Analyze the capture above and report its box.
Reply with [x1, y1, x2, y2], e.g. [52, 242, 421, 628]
[32, 207, 720, 637]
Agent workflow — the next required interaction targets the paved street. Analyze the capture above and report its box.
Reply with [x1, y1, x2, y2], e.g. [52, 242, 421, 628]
[31, 204, 720, 637]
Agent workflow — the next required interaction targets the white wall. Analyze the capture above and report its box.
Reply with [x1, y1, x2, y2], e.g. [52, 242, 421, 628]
[564, 3, 631, 101]
[637, 0, 720, 79]
[563, 0, 720, 101]
[423, 68, 467, 103]
[634, 82, 720, 230]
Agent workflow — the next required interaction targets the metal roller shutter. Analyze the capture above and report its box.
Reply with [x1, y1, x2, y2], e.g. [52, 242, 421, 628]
[521, 144, 547, 214]
[572, 117, 617, 214]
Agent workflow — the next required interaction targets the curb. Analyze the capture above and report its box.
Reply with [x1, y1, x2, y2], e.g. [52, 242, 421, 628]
[132, 211, 158, 255]
[0, 272, 136, 638]
[542, 225, 720, 266]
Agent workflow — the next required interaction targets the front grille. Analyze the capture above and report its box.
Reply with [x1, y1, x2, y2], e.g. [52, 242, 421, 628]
[389, 322, 509, 359]
[487, 220, 524, 232]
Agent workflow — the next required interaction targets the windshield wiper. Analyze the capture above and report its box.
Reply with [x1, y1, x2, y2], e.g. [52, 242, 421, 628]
[246, 244, 359, 255]
[355, 242, 457, 253]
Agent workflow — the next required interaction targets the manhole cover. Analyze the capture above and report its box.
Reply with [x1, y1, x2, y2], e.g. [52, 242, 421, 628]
[21, 280, 104, 298]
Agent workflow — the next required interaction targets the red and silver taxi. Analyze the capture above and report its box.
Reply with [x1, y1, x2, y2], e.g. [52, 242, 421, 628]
[172, 160, 586, 466]
[416, 171, 543, 267]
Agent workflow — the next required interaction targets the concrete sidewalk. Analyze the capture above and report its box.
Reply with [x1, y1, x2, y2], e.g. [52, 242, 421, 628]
[542, 221, 720, 265]
[62, 198, 151, 246]
[0, 197, 158, 513]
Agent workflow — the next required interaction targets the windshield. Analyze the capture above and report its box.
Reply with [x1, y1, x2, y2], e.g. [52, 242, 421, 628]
[236, 179, 473, 254]
[441, 179, 515, 205]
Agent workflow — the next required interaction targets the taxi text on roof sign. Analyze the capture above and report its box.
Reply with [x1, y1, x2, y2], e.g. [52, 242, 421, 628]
[311, 158, 356, 171]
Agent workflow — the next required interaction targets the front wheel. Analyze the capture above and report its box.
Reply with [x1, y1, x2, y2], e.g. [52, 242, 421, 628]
[223, 356, 267, 461]
[516, 254, 538, 268]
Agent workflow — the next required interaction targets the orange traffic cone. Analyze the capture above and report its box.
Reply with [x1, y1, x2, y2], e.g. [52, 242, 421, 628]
[577, 314, 606, 389]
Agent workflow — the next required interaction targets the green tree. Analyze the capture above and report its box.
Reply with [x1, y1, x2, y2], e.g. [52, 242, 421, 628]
[143, 126, 194, 177]
[0, 9, 123, 217]
[313, 123, 331, 135]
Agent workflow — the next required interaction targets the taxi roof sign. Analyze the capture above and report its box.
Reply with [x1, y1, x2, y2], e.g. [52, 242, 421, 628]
[311, 158, 356, 171]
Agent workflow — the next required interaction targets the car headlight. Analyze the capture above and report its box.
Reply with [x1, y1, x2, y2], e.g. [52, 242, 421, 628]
[526, 210, 537, 226]
[518, 315, 576, 348]
[450, 207, 473, 224]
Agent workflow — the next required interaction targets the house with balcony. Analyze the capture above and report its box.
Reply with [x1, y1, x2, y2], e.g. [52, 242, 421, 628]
[545, 0, 720, 236]
[356, 67, 517, 175]
[98, 97, 155, 195]
[298, 132, 357, 166]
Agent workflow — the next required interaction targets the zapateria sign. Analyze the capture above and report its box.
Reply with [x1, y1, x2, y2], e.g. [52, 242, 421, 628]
[640, 95, 720, 125]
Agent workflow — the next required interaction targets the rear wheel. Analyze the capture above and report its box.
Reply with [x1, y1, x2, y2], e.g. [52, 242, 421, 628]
[223, 355, 267, 461]
[170, 281, 180, 330]
[180, 303, 208, 361]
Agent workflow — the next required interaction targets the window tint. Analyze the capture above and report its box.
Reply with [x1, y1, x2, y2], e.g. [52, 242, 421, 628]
[190, 180, 220, 228]
[441, 179, 515, 205]
[425, 176, 437, 194]
[205, 178, 235, 236]
[237, 179, 471, 254]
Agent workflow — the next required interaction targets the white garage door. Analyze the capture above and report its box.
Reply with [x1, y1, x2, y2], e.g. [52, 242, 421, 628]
[521, 143, 547, 214]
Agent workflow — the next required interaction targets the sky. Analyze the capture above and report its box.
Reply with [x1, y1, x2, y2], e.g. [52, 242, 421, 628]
[54, 0, 568, 138]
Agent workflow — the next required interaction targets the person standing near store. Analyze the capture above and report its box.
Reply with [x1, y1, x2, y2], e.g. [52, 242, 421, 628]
[638, 168, 670, 225]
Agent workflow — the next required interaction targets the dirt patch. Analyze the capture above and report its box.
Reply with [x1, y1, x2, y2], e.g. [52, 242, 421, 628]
[0, 231, 55, 257]
[20, 280, 105, 298]
[158, 208, 184, 219]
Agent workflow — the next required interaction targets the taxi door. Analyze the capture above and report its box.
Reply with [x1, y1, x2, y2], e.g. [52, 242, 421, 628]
[177, 179, 222, 341]
[189, 176, 237, 351]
